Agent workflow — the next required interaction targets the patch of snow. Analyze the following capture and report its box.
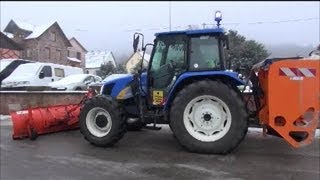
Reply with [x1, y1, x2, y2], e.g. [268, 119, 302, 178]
[4, 63, 42, 79]
[3, 32, 14, 38]
[13, 20, 36, 31]
[0, 59, 17, 72]
[0, 114, 11, 120]
[67, 57, 81, 63]
[85, 50, 116, 69]
[248, 127, 263, 132]
[248, 127, 320, 138]
[26, 22, 55, 39]
[13, 20, 55, 39]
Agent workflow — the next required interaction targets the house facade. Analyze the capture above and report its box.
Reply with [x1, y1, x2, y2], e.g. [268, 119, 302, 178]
[3, 20, 87, 69]
[68, 37, 88, 69]
[85, 50, 116, 75]
[0, 32, 22, 59]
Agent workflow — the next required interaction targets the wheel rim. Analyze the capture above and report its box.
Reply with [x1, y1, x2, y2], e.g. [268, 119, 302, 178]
[183, 95, 232, 142]
[86, 107, 112, 137]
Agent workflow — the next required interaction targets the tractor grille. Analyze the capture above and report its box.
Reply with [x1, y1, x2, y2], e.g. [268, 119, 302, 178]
[102, 83, 115, 95]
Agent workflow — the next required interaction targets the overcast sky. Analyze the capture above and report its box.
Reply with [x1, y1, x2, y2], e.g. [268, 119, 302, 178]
[1, 1, 319, 57]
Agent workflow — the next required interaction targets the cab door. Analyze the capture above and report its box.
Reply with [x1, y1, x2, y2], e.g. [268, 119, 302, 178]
[148, 35, 187, 106]
[38, 65, 54, 85]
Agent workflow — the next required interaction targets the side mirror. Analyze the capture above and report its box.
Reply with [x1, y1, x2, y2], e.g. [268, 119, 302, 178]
[140, 43, 154, 73]
[39, 71, 44, 79]
[84, 80, 91, 85]
[133, 33, 144, 53]
[133, 35, 140, 53]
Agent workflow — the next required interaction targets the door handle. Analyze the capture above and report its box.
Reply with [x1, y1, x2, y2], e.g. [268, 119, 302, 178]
[51, 79, 54, 82]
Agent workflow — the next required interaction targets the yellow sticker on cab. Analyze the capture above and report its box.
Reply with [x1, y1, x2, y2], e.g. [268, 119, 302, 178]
[153, 90, 164, 105]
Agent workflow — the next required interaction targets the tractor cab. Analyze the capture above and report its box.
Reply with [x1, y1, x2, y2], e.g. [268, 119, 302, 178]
[145, 28, 229, 106]
[131, 11, 231, 108]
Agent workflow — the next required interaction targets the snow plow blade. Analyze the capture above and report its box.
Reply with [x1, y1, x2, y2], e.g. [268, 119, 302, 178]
[10, 89, 96, 140]
[10, 104, 81, 140]
[254, 58, 319, 148]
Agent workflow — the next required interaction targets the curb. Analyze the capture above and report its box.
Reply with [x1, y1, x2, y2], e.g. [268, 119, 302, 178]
[0, 119, 13, 126]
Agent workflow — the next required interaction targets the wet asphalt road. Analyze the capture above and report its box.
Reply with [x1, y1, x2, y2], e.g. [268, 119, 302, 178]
[0, 123, 319, 180]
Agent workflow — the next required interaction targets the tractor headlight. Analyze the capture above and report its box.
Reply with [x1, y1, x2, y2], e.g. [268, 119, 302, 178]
[116, 86, 132, 100]
[215, 11, 222, 22]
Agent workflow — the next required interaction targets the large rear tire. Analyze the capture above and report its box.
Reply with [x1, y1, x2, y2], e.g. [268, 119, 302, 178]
[170, 80, 248, 154]
[79, 95, 126, 147]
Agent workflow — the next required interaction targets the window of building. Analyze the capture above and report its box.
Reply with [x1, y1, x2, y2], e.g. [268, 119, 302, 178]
[56, 50, 61, 61]
[76, 52, 81, 60]
[54, 68, 65, 77]
[67, 50, 70, 57]
[44, 47, 50, 60]
[50, 32, 56, 41]
[26, 49, 32, 58]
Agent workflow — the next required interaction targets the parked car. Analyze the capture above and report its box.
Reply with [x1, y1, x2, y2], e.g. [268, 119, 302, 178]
[49, 74, 102, 91]
[1, 62, 84, 90]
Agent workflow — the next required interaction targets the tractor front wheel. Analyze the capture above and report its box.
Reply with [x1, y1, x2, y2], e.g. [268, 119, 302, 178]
[79, 95, 126, 147]
[170, 80, 248, 154]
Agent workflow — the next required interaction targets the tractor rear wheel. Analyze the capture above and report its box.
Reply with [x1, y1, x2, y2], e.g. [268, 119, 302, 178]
[79, 95, 126, 147]
[170, 80, 248, 154]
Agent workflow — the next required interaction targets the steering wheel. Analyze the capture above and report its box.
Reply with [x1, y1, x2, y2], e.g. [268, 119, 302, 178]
[167, 60, 177, 71]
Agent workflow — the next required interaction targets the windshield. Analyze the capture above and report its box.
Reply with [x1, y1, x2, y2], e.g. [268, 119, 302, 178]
[9, 63, 42, 77]
[150, 35, 187, 73]
[0, 60, 13, 72]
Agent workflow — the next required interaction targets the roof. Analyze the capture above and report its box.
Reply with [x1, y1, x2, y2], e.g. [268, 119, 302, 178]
[155, 28, 225, 36]
[25, 22, 56, 39]
[67, 57, 81, 63]
[3, 20, 72, 47]
[0, 32, 23, 50]
[9, 20, 56, 39]
[85, 50, 116, 69]
[69, 37, 88, 53]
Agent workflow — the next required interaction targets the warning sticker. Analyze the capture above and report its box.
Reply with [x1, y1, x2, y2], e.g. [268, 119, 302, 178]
[153, 90, 164, 105]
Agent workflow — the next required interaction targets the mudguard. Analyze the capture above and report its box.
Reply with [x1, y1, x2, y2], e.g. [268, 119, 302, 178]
[164, 71, 245, 110]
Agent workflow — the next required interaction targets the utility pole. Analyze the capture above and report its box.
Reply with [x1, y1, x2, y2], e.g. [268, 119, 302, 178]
[202, 23, 206, 29]
[169, 1, 172, 31]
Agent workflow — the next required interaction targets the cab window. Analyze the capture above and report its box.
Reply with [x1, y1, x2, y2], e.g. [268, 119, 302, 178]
[189, 36, 220, 70]
[54, 68, 65, 77]
[150, 35, 187, 72]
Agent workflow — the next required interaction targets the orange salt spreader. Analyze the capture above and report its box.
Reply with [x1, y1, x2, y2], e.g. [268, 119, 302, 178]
[251, 57, 319, 147]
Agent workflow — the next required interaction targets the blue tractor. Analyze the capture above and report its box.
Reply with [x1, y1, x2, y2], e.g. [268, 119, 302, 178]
[79, 12, 249, 154]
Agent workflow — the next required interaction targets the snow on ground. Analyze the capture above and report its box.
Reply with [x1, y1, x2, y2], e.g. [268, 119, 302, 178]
[0, 115, 11, 120]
